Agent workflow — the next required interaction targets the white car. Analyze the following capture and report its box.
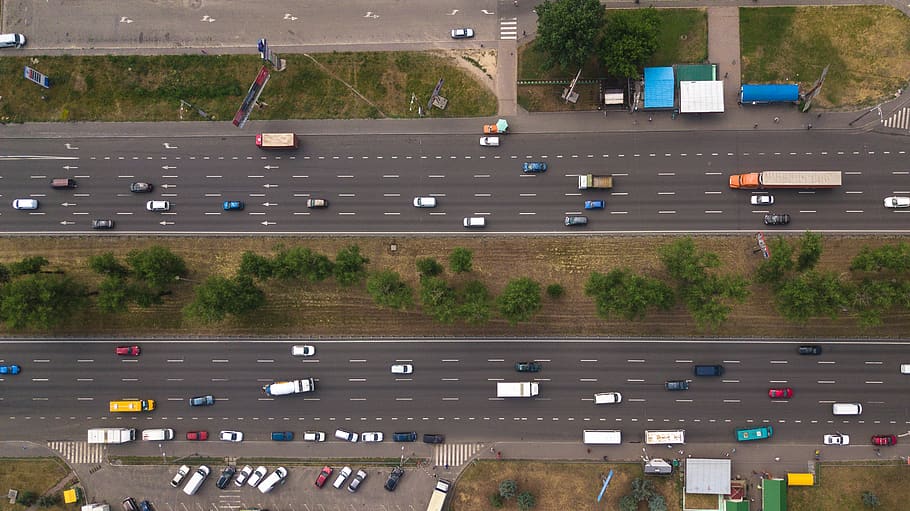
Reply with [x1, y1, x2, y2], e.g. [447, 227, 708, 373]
[291, 344, 315, 357]
[12, 199, 38, 210]
[463, 216, 486, 228]
[234, 465, 253, 487]
[902, 363, 910, 374]
[593, 392, 622, 404]
[219, 430, 243, 442]
[146, 200, 170, 211]
[883, 196, 910, 208]
[479, 136, 500, 147]
[333, 466, 352, 489]
[303, 430, 326, 442]
[361, 431, 384, 442]
[451, 28, 474, 39]
[823, 434, 849, 445]
[257, 467, 288, 494]
[335, 428, 359, 442]
[391, 364, 413, 374]
[750, 194, 774, 206]
[170, 465, 190, 488]
[413, 197, 437, 208]
[247, 466, 268, 487]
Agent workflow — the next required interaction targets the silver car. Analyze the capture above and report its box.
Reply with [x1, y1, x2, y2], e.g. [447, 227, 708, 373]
[413, 197, 437, 208]
[146, 200, 170, 212]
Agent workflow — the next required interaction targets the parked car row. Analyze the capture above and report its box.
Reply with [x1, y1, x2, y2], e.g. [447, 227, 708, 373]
[316, 465, 368, 493]
[172, 464, 287, 494]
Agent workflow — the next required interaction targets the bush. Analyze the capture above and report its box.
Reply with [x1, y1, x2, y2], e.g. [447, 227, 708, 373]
[546, 283, 565, 298]
[449, 247, 474, 273]
[489, 492, 504, 508]
[17, 491, 37, 506]
[416, 257, 444, 278]
[499, 479, 517, 499]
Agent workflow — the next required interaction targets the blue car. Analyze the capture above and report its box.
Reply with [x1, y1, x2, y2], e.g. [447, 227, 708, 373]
[522, 162, 547, 173]
[584, 200, 605, 209]
[222, 201, 245, 211]
[271, 431, 294, 441]
[0, 364, 20, 375]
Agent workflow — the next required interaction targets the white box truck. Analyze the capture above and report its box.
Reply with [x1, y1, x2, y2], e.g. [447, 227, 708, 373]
[583, 430, 622, 444]
[644, 429, 685, 445]
[496, 382, 539, 398]
[426, 479, 451, 511]
[262, 378, 316, 396]
[141, 428, 174, 441]
[87, 428, 136, 444]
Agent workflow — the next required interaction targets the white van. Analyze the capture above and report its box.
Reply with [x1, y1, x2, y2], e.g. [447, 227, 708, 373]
[463, 216, 486, 228]
[182, 465, 210, 496]
[583, 430, 622, 445]
[832, 402, 862, 415]
[0, 33, 26, 48]
[257, 467, 287, 494]
[900, 363, 910, 375]
[141, 428, 174, 441]
[594, 392, 622, 404]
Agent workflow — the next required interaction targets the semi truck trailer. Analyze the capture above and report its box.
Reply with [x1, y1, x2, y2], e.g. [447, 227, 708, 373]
[728, 171, 842, 189]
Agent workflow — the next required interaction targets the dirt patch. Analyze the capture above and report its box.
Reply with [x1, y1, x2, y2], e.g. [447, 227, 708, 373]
[1, 234, 908, 337]
[453, 460, 680, 511]
[450, 49, 497, 92]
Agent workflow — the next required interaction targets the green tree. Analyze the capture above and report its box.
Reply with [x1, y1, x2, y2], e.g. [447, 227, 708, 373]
[449, 247, 474, 273]
[420, 276, 458, 323]
[601, 8, 660, 78]
[96, 276, 131, 313]
[497, 277, 542, 325]
[755, 237, 795, 284]
[9, 256, 49, 276]
[37, 495, 61, 507]
[648, 495, 667, 511]
[535, 0, 605, 70]
[619, 495, 638, 511]
[0, 263, 9, 283]
[16, 491, 37, 507]
[585, 269, 674, 321]
[852, 279, 905, 327]
[850, 242, 910, 272]
[334, 245, 370, 286]
[126, 245, 187, 289]
[797, 231, 823, 271]
[776, 271, 851, 323]
[546, 283, 565, 299]
[631, 477, 655, 501]
[498, 480, 517, 500]
[0, 274, 86, 329]
[458, 280, 492, 325]
[366, 270, 413, 310]
[416, 257, 444, 278]
[517, 491, 536, 511]
[273, 246, 333, 282]
[237, 251, 275, 280]
[184, 275, 265, 323]
[862, 490, 880, 508]
[87, 252, 129, 277]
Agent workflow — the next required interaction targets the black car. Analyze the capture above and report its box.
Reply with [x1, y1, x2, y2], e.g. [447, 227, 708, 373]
[129, 182, 153, 193]
[763, 213, 790, 225]
[216, 466, 236, 489]
[798, 345, 822, 355]
[514, 361, 541, 372]
[422, 433, 445, 444]
[91, 219, 114, 229]
[384, 466, 404, 492]
[138, 501, 152, 511]
[393, 431, 417, 442]
[665, 380, 689, 391]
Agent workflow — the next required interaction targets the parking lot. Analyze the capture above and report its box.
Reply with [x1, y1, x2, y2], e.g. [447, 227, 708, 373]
[81, 463, 440, 511]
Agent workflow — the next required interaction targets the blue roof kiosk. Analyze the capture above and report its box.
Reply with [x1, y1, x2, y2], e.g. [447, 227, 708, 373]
[740, 84, 799, 104]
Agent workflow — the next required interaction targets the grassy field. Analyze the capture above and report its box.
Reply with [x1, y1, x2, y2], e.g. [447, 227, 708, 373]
[452, 460, 680, 511]
[517, 9, 707, 112]
[0, 51, 496, 123]
[0, 458, 71, 511]
[740, 6, 910, 109]
[2, 234, 908, 338]
[788, 463, 906, 511]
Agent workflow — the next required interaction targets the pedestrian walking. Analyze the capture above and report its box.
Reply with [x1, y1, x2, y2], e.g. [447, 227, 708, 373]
[753, 123, 758, 129]
[724, 72, 728, 78]
[491, 447, 495, 453]
[522, 30, 526, 36]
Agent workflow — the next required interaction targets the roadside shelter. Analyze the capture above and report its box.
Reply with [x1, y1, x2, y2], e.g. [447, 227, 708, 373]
[643, 67, 675, 110]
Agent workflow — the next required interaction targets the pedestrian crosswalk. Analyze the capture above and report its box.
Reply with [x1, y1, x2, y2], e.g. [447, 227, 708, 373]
[432, 442, 484, 467]
[47, 441, 105, 464]
[883, 107, 910, 130]
[500, 18, 518, 40]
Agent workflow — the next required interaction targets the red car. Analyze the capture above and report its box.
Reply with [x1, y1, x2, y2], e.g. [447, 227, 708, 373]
[871, 435, 897, 446]
[315, 466, 333, 488]
[115, 345, 141, 356]
[186, 431, 209, 441]
[768, 388, 793, 399]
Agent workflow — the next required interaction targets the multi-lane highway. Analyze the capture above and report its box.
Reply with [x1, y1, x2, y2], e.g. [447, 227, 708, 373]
[3, 130, 910, 233]
[2, 340, 908, 444]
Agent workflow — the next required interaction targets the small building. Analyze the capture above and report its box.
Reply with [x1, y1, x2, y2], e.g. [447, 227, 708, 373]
[644, 458, 673, 475]
[685, 458, 731, 495]
[643, 67, 676, 110]
[787, 473, 815, 486]
[679, 81, 724, 113]
[762, 478, 787, 511]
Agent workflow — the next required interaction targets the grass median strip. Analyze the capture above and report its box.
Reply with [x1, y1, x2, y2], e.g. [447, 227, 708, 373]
[0, 51, 496, 122]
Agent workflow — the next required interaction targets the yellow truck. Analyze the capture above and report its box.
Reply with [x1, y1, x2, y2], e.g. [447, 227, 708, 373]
[109, 399, 155, 413]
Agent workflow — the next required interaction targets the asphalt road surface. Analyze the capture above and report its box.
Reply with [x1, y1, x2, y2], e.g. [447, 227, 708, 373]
[1, 339, 908, 444]
[2, 130, 910, 233]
